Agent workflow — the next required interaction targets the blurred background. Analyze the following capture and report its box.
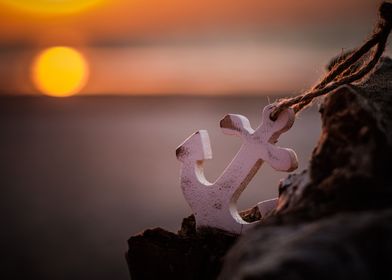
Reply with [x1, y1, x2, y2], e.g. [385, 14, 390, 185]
[0, 0, 388, 279]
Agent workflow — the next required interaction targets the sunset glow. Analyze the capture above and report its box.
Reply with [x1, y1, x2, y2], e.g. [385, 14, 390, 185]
[0, 0, 379, 96]
[32, 47, 89, 97]
[0, 0, 103, 15]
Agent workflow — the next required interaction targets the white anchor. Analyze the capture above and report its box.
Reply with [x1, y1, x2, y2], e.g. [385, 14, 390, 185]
[176, 104, 298, 234]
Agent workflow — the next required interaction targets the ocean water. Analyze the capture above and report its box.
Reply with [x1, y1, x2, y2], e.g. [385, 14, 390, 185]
[0, 96, 321, 279]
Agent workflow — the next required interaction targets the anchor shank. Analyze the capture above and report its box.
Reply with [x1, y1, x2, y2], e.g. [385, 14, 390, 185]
[214, 144, 263, 203]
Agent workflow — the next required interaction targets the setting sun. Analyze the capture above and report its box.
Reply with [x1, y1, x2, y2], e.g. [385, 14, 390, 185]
[32, 46, 89, 97]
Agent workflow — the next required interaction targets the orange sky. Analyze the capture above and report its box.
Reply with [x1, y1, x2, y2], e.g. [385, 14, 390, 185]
[0, 0, 384, 96]
[0, 0, 378, 46]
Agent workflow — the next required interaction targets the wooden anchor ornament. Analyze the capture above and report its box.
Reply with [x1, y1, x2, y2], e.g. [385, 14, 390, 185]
[175, 1, 392, 234]
[176, 104, 298, 234]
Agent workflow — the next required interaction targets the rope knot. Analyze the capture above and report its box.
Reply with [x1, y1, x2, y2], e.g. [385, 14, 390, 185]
[269, 1, 392, 121]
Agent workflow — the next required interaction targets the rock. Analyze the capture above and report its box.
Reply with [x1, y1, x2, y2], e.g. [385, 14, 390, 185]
[126, 206, 263, 280]
[221, 209, 392, 280]
[219, 57, 392, 279]
[126, 215, 237, 280]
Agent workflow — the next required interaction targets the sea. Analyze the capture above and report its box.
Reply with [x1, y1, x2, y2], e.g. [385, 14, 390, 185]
[0, 95, 321, 279]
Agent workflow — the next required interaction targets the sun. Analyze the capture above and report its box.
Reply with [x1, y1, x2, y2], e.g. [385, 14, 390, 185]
[32, 46, 89, 97]
[0, 0, 103, 15]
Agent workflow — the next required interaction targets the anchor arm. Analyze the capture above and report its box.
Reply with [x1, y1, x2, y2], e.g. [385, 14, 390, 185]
[266, 144, 298, 172]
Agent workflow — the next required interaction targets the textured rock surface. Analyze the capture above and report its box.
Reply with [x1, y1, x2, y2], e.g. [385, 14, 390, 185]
[126, 215, 237, 280]
[219, 57, 392, 279]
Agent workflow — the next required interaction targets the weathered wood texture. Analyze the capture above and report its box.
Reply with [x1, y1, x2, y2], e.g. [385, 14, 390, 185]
[176, 104, 297, 234]
[127, 57, 392, 280]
